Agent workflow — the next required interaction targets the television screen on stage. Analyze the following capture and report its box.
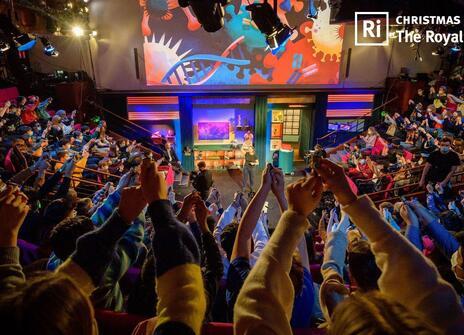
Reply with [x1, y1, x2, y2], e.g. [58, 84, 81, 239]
[198, 122, 230, 140]
[138, 0, 344, 86]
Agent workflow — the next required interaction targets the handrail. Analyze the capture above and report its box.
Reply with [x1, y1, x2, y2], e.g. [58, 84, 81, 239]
[374, 182, 464, 204]
[44, 171, 105, 187]
[87, 99, 153, 135]
[357, 164, 425, 184]
[50, 158, 122, 179]
[317, 95, 399, 142]
[367, 170, 464, 198]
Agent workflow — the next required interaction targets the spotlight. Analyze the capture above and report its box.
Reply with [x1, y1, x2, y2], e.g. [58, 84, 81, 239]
[306, 0, 318, 19]
[451, 44, 461, 52]
[72, 26, 84, 37]
[13, 34, 36, 51]
[0, 41, 10, 53]
[178, 0, 227, 33]
[432, 46, 444, 56]
[91, 30, 97, 37]
[246, 0, 294, 54]
[83, 0, 89, 2]
[40, 37, 59, 57]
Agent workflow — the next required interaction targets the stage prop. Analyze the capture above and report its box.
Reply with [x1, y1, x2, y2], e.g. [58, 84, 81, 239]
[273, 148, 294, 175]
[139, 0, 344, 86]
[191, 96, 255, 170]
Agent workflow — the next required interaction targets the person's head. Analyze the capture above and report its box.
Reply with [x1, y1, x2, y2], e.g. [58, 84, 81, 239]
[74, 131, 83, 142]
[417, 88, 424, 95]
[426, 105, 436, 114]
[49, 216, 95, 260]
[52, 115, 62, 125]
[81, 125, 90, 135]
[451, 232, 464, 285]
[21, 132, 34, 145]
[75, 198, 93, 216]
[367, 127, 377, 136]
[32, 122, 42, 134]
[0, 271, 96, 335]
[329, 291, 440, 335]
[197, 161, 206, 171]
[347, 240, 381, 292]
[16, 96, 26, 106]
[426, 183, 435, 194]
[249, 146, 255, 155]
[439, 137, 453, 154]
[379, 202, 394, 214]
[60, 139, 71, 151]
[13, 138, 27, 152]
[56, 110, 67, 118]
[220, 221, 239, 260]
[166, 142, 172, 150]
[438, 86, 447, 95]
[56, 150, 70, 162]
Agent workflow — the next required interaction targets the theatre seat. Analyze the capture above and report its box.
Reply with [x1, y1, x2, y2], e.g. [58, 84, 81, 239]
[95, 310, 326, 335]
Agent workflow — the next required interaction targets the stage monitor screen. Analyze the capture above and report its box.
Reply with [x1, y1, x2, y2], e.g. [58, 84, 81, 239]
[139, 0, 344, 86]
[198, 122, 230, 140]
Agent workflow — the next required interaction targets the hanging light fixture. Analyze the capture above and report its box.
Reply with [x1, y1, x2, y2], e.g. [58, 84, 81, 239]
[246, 0, 294, 54]
[40, 37, 59, 57]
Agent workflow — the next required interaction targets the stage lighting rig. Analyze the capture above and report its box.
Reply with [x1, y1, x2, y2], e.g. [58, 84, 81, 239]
[13, 34, 36, 52]
[178, 0, 228, 33]
[40, 37, 59, 57]
[432, 46, 444, 56]
[0, 40, 9, 53]
[245, 0, 294, 54]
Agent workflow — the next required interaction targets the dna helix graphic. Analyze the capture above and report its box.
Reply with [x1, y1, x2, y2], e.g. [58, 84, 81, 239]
[161, 36, 251, 85]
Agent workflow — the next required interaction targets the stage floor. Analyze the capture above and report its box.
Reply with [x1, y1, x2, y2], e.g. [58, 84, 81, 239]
[174, 163, 306, 228]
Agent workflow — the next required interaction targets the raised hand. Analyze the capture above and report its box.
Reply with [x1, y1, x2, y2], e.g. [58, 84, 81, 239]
[270, 167, 285, 195]
[261, 163, 273, 191]
[399, 203, 419, 227]
[327, 207, 339, 231]
[328, 211, 350, 234]
[118, 186, 147, 223]
[286, 175, 323, 217]
[315, 159, 357, 206]
[140, 158, 167, 204]
[31, 155, 50, 172]
[193, 198, 209, 232]
[232, 192, 243, 209]
[0, 186, 30, 247]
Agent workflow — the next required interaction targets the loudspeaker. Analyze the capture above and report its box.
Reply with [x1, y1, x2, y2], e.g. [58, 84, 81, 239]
[345, 48, 352, 79]
[133, 48, 140, 80]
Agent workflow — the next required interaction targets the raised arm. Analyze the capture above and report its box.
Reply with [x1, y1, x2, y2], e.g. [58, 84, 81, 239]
[409, 200, 459, 258]
[58, 186, 146, 295]
[0, 186, 29, 291]
[419, 162, 432, 188]
[316, 159, 464, 334]
[234, 176, 322, 335]
[140, 159, 206, 335]
[231, 164, 273, 261]
[213, 193, 241, 244]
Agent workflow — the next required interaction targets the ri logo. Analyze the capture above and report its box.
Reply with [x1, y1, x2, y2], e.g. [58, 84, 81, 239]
[355, 12, 389, 46]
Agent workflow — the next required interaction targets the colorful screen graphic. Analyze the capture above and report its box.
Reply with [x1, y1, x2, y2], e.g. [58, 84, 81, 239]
[139, 0, 344, 86]
[198, 122, 230, 140]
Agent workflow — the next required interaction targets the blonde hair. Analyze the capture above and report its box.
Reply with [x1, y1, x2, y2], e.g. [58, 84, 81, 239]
[329, 291, 440, 335]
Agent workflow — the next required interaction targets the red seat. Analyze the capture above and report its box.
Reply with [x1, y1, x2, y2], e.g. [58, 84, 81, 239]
[371, 137, 388, 156]
[95, 310, 326, 335]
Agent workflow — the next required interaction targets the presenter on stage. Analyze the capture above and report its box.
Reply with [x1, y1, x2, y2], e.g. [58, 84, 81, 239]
[242, 146, 259, 196]
[242, 129, 254, 152]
